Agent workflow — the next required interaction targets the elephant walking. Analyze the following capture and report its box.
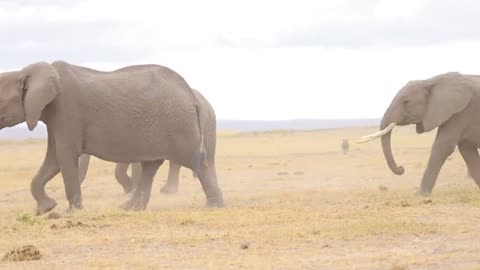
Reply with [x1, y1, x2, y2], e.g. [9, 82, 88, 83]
[359, 72, 480, 195]
[78, 87, 216, 195]
[79, 155, 182, 194]
[0, 61, 224, 214]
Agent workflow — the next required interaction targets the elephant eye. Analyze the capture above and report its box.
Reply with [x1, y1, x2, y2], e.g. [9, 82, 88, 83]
[403, 99, 409, 105]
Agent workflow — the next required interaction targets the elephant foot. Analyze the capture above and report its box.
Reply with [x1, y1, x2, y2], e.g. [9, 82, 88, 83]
[415, 189, 432, 197]
[36, 198, 57, 215]
[206, 197, 225, 208]
[121, 197, 147, 211]
[65, 204, 83, 214]
[126, 189, 136, 199]
[123, 185, 135, 195]
[160, 184, 178, 194]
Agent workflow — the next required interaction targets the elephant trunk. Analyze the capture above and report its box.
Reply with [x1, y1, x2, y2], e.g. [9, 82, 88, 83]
[380, 111, 405, 175]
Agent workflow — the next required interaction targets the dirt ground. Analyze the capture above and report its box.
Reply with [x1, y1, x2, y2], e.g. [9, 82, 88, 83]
[0, 127, 479, 269]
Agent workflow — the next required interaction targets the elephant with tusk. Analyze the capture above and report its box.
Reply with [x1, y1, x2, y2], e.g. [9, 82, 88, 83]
[358, 72, 480, 195]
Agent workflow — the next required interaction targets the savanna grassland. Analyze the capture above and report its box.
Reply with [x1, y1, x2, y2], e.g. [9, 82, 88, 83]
[0, 127, 480, 269]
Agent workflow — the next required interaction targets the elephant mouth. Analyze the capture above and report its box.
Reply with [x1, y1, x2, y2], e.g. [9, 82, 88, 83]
[356, 122, 397, 143]
[416, 123, 425, 134]
[0, 117, 10, 128]
[0, 117, 20, 129]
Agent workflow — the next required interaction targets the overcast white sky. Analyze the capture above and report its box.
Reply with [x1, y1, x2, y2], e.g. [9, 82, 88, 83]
[1, 0, 480, 120]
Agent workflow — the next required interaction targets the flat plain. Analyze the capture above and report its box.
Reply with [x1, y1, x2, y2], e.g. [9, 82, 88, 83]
[0, 127, 479, 269]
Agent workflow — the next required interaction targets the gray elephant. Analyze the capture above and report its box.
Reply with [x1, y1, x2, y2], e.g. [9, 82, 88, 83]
[78, 88, 217, 195]
[359, 72, 480, 195]
[0, 61, 224, 214]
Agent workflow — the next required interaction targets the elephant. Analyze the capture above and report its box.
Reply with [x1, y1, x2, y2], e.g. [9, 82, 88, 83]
[78, 88, 217, 195]
[358, 72, 480, 195]
[0, 61, 224, 214]
[341, 138, 349, 155]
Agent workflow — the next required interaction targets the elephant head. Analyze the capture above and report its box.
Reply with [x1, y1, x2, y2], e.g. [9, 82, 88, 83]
[359, 72, 474, 175]
[0, 62, 59, 130]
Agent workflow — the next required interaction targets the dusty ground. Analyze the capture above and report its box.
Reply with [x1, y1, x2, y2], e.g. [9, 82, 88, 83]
[0, 127, 479, 269]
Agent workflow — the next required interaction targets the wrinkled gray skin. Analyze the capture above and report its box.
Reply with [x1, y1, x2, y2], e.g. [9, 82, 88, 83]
[0, 61, 224, 214]
[341, 139, 349, 155]
[380, 72, 480, 195]
[78, 88, 217, 195]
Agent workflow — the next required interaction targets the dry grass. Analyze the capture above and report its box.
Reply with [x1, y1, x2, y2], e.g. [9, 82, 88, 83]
[0, 126, 480, 269]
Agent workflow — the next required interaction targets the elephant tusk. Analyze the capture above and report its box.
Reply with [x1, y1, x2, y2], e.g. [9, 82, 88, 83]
[355, 137, 377, 144]
[362, 122, 397, 138]
[356, 122, 397, 144]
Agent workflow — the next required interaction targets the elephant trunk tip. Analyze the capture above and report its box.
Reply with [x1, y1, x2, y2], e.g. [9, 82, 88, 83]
[393, 165, 405, 175]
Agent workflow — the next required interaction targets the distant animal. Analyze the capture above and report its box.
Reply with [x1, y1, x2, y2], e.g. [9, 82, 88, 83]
[78, 88, 217, 195]
[0, 61, 224, 214]
[341, 139, 350, 155]
[358, 72, 480, 195]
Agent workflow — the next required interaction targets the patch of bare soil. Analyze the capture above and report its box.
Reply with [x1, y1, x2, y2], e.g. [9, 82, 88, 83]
[378, 185, 389, 192]
[50, 220, 89, 230]
[2, 245, 42, 262]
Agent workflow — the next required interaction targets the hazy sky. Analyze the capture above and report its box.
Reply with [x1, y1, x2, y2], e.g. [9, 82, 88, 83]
[1, 0, 480, 120]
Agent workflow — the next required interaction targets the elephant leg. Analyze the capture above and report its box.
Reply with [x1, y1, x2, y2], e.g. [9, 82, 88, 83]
[55, 144, 83, 213]
[458, 141, 480, 188]
[130, 163, 142, 190]
[122, 160, 163, 211]
[160, 160, 181, 194]
[115, 163, 134, 194]
[31, 137, 60, 215]
[197, 160, 224, 207]
[419, 136, 456, 195]
[78, 154, 90, 185]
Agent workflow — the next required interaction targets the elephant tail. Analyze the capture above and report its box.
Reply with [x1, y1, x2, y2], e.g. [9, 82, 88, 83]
[192, 103, 207, 178]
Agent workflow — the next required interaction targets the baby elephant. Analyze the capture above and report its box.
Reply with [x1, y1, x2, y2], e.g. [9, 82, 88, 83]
[341, 139, 350, 155]
[78, 87, 217, 196]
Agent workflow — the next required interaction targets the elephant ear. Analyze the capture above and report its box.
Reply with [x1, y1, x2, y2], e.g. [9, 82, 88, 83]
[422, 73, 474, 132]
[22, 63, 60, 131]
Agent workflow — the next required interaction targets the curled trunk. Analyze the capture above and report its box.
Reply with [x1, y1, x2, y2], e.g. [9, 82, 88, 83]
[380, 116, 405, 175]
